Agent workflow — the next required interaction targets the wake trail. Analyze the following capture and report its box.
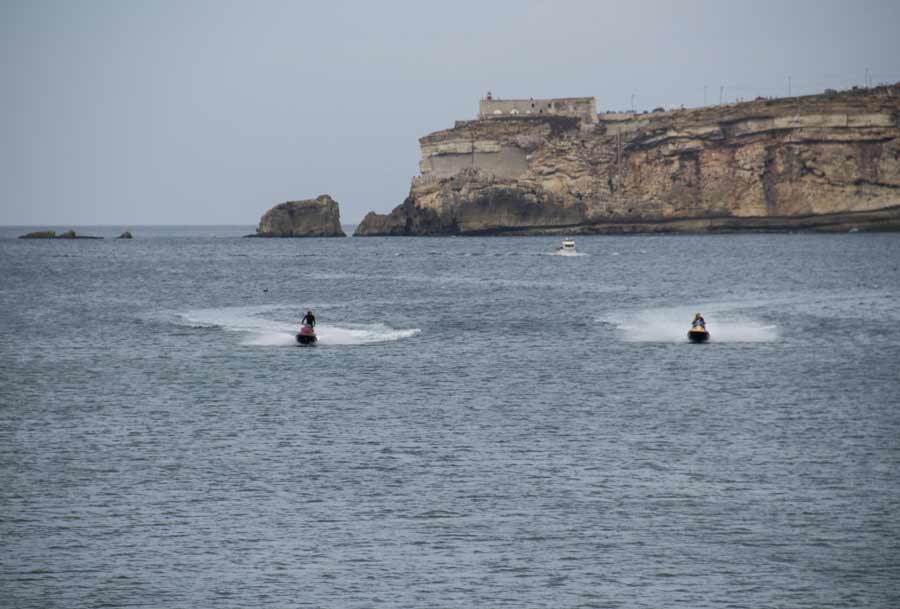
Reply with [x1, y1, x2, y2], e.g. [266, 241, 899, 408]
[175, 305, 420, 346]
[544, 250, 589, 257]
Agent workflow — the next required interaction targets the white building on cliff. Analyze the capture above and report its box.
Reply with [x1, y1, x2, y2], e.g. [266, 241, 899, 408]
[478, 94, 598, 125]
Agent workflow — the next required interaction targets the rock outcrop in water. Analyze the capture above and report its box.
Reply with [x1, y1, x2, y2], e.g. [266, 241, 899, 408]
[19, 230, 103, 239]
[18, 231, 58, 239]
[355, 85, 900, 235]
[255, 195, 346, 237]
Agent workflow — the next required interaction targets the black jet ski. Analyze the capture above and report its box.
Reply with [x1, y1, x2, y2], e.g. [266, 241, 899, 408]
[296, 325, 317, 345]
[687, 323, 709, 343]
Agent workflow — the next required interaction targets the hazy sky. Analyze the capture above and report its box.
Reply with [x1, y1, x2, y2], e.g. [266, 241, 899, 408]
[2, 0, 899, 225]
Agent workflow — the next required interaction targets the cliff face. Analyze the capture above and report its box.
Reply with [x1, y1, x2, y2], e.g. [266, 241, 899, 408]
[256, 195, 346, 237]
[355, 85, 900, 235]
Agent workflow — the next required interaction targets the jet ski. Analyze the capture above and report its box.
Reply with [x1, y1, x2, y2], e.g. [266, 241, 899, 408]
[687, 323, 709, 343]
[296, 325, 317, 345]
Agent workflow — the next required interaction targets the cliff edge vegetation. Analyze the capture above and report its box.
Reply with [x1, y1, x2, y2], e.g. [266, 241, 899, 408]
[356, 85, 900, 235]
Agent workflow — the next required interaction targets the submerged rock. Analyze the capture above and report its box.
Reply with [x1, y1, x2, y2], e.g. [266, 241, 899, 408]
[255, 195, 346, 237]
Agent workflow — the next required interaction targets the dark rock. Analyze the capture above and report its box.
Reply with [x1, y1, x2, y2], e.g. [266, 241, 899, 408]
[18, 230, 102, 239]
[57, 230, 102, 239]
[354, 185, 585, 236]
[354, 197, 457, 236]
[19, 231, 57, 239]
[254, 195, 346, 237]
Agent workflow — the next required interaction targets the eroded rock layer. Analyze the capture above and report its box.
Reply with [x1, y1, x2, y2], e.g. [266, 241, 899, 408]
[355, 86, 900, 235]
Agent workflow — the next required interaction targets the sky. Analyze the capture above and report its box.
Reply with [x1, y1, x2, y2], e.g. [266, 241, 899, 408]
[2, 0, 899, 226]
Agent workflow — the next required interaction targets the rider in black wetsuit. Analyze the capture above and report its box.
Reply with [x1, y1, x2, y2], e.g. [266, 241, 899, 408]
[301, 310, 316, 328]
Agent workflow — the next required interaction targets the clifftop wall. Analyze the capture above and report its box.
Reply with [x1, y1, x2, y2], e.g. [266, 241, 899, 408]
[478, 97, 597, 124]
[356, 85, 900, 236]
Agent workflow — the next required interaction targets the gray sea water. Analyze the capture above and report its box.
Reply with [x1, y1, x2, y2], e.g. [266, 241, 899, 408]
[1, 226, 899, 609]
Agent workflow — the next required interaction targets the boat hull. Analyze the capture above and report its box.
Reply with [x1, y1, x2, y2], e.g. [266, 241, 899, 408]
[296, 329, 317, 345]
[687, 329, 709, 343]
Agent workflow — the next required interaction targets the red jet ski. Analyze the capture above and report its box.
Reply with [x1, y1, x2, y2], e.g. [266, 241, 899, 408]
[296, 324, 317, 345]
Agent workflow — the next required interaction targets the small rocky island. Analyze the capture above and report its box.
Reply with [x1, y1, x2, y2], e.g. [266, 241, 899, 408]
[254, 195, 346, 237]
[19, 230, 103, 239]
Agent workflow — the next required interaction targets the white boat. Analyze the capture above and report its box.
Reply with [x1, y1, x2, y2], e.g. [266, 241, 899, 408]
[557, 238, 576, 252]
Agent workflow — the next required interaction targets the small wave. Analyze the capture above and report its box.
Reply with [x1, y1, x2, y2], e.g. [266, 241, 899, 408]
[316, 323, 421, 346]
[175, 306, 420, 347]
[177, 320, 222, 330]
[240, 332, 296, 346]
[544, 250, 588, 257]
[177, 305, 279, 333]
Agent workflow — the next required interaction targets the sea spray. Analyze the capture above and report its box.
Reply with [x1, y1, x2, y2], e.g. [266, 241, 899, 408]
[605, 306, 778, 343]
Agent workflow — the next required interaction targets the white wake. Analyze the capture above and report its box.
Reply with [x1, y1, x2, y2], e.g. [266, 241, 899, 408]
[603, 306, 778, 343]
[544, 250, 588, 257]
[176, 305, 420, 346]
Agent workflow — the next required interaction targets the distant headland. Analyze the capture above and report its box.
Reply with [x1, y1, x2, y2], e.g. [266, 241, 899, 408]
[355, 84, 900, 235]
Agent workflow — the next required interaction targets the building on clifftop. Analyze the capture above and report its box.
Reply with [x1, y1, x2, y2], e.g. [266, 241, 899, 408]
[478, 95, 598, 125]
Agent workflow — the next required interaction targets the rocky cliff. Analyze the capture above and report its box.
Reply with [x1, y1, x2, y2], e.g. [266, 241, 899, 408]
[255, 195, 346, 237]
[355, 85, 900, 235]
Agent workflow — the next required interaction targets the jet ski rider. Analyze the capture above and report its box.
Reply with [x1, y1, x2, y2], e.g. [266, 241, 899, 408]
[692, 313, 706, 328]
[301, 310, 316, 328]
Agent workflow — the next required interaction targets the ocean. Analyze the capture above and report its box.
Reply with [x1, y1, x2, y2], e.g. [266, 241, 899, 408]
[1, 226, 898, 608]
